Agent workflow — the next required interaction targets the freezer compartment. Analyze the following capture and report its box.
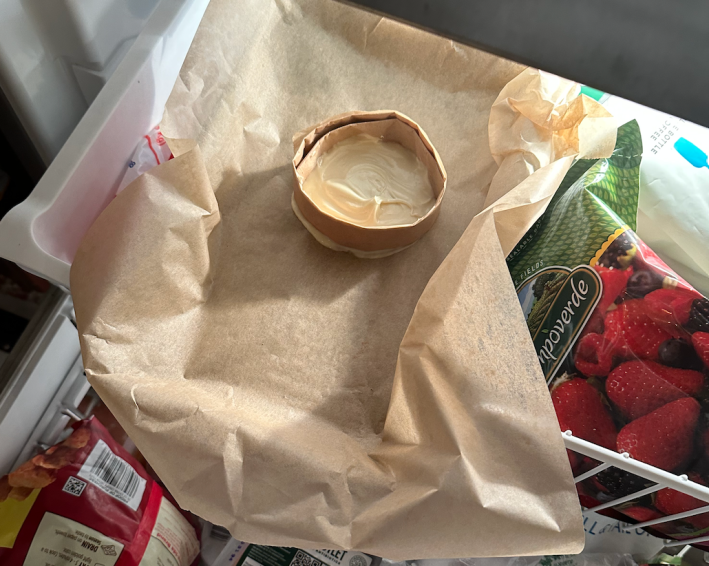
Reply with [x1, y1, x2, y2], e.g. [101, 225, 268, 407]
[0, 0, 210, 288]
[0, 288, 87, 475]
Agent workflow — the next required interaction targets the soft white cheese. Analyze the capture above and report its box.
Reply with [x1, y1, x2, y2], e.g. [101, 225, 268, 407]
[301, 134, 435, 227]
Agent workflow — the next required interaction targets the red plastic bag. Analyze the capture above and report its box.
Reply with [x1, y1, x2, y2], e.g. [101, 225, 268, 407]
[0, 417, 200, 566]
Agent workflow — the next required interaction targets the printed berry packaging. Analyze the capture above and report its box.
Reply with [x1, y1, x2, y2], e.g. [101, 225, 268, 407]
[508, 120, 709, 545]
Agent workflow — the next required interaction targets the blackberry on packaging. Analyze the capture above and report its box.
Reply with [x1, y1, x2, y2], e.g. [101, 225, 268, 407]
[594, 468, 656, 499]
[626, 270, 664, 298]
[689, 298, 709, 333]
[659, 339, 704, 371]
[597, 233, 636, 270]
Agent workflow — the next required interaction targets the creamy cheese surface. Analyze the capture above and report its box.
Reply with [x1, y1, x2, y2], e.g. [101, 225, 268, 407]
[301, 134, 435, 227]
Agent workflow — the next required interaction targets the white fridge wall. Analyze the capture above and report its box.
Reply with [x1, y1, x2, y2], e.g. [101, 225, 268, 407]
[0, 291, 82, 475]
[23, 0, 160, 106]
[0, 0, 211, 288]
[0, 0, 161, 163]
[0, 0, 87, 164]
[24, 0, 159, 71]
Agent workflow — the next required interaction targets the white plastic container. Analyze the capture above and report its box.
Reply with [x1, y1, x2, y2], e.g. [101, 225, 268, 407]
[0, 0, 210, 289]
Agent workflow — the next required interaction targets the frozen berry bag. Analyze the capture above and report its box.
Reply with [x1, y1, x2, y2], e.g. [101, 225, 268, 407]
[507, 119, 709, 544]
[0, 417, 200, 566]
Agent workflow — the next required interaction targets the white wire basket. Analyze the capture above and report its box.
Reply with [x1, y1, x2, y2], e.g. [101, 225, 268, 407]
[564, 431, 709, 547]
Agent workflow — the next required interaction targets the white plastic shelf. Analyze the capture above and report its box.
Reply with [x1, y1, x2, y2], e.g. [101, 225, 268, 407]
[0, 0, 210, 289]
[0, 289, 83, 474]
[10, 355, 92, 472]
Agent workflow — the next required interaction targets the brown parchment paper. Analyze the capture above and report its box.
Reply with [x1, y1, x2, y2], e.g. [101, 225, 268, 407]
[71, 0, 613, 558]
[485, 70, 616, 208]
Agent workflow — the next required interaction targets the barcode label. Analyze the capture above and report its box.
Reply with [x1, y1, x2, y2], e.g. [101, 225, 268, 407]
[291, 551, 323, 566]
[78, 439, 146, 510]
[62, 476, 87, 497]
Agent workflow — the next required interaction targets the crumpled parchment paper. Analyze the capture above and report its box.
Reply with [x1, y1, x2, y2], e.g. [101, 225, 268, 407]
[71, 0, 615, 558]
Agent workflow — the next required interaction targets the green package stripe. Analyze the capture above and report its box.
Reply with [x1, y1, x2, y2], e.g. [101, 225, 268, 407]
[507, 120, 642, 288]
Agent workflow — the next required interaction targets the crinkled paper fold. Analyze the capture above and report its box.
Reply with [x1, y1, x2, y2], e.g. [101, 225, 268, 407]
[72, 0, 614, 558]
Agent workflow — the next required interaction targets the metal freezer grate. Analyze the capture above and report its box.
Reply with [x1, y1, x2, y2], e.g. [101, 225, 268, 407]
[565, 431, 709, 547]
